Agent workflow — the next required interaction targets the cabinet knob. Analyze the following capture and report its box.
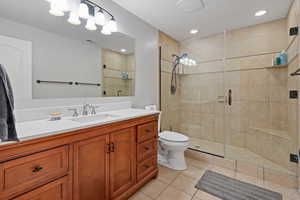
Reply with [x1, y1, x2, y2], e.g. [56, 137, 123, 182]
[145, 129, 151, 133]
[32, 166, 43, 173]
[144, 147, 150, 151]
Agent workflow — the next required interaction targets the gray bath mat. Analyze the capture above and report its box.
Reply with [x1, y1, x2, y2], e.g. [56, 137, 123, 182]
[195, 170, 282, 200]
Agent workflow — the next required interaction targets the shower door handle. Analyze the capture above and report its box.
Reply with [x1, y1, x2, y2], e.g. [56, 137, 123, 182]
[228, 89, 232, 106]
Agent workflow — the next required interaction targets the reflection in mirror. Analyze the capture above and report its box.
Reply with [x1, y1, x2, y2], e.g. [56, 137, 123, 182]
[0, 0, 135, 99]
[102, 49, 135, 97]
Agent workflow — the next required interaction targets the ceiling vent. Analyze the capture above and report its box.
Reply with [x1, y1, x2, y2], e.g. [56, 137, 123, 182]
[176, 0, 205, 13]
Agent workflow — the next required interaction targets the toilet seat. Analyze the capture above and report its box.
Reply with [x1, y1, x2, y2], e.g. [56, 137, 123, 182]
[159, 131, 189, 143]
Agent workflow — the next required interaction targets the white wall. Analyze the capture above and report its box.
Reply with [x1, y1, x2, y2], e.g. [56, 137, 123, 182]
[0, 17, 102, 99]
[2, 0, 159, 111]
[96, 0, 159, 108]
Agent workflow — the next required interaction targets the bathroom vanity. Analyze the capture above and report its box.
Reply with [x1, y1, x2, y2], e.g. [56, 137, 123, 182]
[0, 110, 159, 200]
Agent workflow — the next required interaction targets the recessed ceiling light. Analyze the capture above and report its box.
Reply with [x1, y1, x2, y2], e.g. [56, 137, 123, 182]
[255, 10, 267, 17]
[190, 29, 198, 34]
[121, 49, 126, 52]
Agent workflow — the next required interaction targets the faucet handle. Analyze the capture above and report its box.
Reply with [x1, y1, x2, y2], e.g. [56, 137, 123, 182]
[90, 105, 99, 115]
[68, 108, 79, 117]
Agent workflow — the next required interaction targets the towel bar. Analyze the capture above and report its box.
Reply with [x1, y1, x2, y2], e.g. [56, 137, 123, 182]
[36, 80, 73, 85]
[75, 82, 101, 86]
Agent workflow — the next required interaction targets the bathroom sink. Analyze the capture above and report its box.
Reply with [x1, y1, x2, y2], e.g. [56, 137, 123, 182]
[70, 114, 120, 123]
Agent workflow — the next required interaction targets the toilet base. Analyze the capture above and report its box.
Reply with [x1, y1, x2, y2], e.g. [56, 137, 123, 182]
[158, 151, 187, 171]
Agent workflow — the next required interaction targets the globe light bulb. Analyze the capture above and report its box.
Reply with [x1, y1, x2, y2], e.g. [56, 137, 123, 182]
[101, 24, 112, 35]
[49, 0, 64, 17]
[79, 3, 89, 19]
[106, 18, 118, 32]
[95, 10, 105, 26]
[85, 17, 97, 31]
[68, 11, 81, 25]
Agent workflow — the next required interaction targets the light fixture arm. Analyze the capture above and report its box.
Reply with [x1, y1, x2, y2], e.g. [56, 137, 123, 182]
[81, 0, 115, 19]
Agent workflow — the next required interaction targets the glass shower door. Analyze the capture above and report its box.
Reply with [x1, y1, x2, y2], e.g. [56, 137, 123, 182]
[179, 33, 226, 157]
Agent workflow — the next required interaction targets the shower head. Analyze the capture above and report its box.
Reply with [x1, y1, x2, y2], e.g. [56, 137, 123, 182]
[170, 53, 197, 95]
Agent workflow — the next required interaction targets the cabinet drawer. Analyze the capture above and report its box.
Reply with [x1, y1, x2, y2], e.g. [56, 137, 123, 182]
[13, 176, 69, 200]
[137, 122, 156, 143]
[137, 157, 156, 181]
[137, 139, 156, 163]
[0, 146, 69, 198]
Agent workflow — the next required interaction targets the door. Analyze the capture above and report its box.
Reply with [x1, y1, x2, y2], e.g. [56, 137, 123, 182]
[73, 135, 110, 200]
[13, 176, 69, 200]
[110, 127, 136, 199]
[0, 35, 32, 100]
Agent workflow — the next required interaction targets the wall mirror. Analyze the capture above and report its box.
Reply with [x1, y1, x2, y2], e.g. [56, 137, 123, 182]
[0, 0, 135, 99]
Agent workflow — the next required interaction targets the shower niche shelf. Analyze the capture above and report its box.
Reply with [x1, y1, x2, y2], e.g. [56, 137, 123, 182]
[249, 127, 290, 140]
[268, 64, 288, 69]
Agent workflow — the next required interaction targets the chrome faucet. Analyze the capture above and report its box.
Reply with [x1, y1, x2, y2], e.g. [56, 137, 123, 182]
[82, 104, 90, 116]
[68, 108, 79, 117]
[90, 105, 99, 115]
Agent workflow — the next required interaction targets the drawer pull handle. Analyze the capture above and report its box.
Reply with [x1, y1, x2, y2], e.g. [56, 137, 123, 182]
[32, 166, 43, 173]
[145, 129, 151, 133]
[144, 147, 150, 151]
[143, 165, 150, 169]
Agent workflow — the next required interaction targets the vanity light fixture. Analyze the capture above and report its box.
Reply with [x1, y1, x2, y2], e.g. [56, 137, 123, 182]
[49, 0, 65, 16]
[78, 2, 89, 19]
[68, 11, 81, 25]
[121, 49, 126, 52]
[255, 10, 267, 17]
[101, 24, 112, 35]
[106, 17, 118, 33]
[85, 17, 97, 31]
[190, 29, 198, 34]
[95, 8, 105, 26]
[46, 0, 118, 34]
[180, 57, 196, 66]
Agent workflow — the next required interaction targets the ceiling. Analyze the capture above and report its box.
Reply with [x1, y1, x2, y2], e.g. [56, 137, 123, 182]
[0, 0, 135, 54]
[112, 0, 293, 41]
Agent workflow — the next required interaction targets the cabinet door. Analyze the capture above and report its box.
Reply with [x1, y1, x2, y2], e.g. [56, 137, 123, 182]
[13, 176, 69, 200]
[110, 127, 136, 199]
[73, 135, 110, 200]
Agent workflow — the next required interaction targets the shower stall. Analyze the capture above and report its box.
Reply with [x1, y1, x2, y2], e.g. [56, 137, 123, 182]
[160, 3, 300, 181]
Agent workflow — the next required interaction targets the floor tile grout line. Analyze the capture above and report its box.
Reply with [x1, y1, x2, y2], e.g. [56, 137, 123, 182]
[141, 169, 182, 200]
[190, 189, 199, 200]
[155, 170, 185, 199]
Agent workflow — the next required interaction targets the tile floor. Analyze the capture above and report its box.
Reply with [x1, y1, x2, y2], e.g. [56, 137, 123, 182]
[189, 137, 296, 175]
[129, 158, 300, 200]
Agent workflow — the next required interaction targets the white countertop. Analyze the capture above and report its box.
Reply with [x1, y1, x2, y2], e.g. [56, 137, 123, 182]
[2, 109, 160, 146]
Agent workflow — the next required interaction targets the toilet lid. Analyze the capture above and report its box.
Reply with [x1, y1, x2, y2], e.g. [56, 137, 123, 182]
[159, 131, 189, 142]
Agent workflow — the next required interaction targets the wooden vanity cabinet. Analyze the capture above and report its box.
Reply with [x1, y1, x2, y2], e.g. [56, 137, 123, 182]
[12, 176, 69, 200]
[73, 134, 110, 200]
[109, 127, 136, 199]
[0, 114, 159, 200]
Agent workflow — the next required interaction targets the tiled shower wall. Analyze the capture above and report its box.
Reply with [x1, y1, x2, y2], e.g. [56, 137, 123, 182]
[159, 32, 181, 131]
[180, 17, 299, 172]
[160, 4, 300, 174]
[179, 33, 226, 148]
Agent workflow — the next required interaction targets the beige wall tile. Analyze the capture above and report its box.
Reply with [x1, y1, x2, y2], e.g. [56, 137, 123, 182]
[181, 33, 225, 62]
[161, 15, 298, 176]
[226, 19, 287, 58]
[159, 31, 180, 62]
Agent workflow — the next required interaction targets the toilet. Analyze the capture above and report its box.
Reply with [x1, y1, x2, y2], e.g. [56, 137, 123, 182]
[144, 105, 189, 171]
[158, 131, 190, 170]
